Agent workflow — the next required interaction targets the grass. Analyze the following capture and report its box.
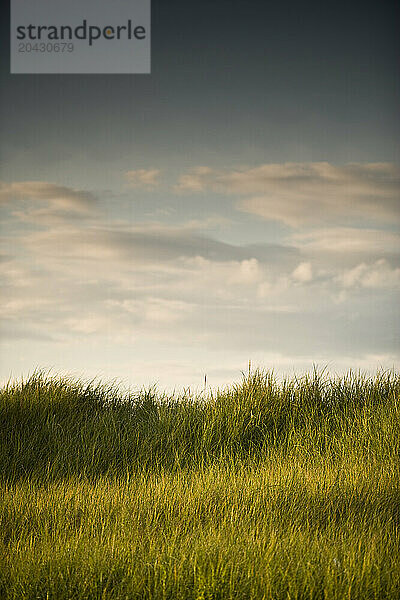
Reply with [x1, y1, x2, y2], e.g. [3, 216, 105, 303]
[0, 368, 399, 599]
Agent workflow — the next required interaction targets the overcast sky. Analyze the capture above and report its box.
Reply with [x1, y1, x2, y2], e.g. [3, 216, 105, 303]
[1, 0, 399, 390]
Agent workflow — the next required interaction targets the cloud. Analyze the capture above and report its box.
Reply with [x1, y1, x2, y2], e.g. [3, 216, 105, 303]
[1, 171, 399, 386]
[292, 228, 400, 255]
[227, 258, 262, 285]
[125, 169, 161, 187]
[2, 224, 399, 379]
[336, 259, 400, 290]
[175, 166, 212, 192]
[21, 222, 298, 268]
[176, 162, 400, 226]
[106, 297, 195, 327]
[0, 181, 96, 213]
[292, 262, 313, 283]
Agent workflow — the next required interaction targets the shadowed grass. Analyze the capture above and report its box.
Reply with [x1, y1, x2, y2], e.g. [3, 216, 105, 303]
[0, 369, 399, 598]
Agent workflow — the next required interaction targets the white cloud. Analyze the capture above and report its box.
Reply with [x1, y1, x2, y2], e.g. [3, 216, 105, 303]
[107, 297, 195, 325]
[176, 162, 400, 226]
[292, 228, 400, 254]
[175, 166, 212, 192]
[0, 181, 96, 215]
[125, 169, 161, 187]
[336, 259, 400, 289]
[292, 262, 313, 283]
[226, 258, 262, 285]
[66, 315, 113, 335]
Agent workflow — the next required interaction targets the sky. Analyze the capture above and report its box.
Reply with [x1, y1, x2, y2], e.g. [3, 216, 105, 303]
[1, 0, 399, 391]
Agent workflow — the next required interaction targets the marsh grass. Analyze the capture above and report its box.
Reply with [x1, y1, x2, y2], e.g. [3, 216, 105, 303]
[0, 369, 399, 599]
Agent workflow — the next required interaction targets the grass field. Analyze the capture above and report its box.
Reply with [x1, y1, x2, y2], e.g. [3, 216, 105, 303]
[0, 369, 399, 599]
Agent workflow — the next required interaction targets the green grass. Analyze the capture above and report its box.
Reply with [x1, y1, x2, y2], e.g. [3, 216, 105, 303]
[0, 369, 399, 599]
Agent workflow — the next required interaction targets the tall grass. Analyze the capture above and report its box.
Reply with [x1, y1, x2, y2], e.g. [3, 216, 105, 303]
[0, 369, 399, 599]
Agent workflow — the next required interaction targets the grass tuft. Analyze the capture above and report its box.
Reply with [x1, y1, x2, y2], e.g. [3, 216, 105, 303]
[0, 368, 399, 598]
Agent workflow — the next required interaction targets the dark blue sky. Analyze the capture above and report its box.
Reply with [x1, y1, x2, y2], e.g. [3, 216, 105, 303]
[1, 0, 399, 176]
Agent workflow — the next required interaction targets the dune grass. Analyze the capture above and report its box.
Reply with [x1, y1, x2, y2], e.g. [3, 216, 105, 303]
[0, 369, 399, 599]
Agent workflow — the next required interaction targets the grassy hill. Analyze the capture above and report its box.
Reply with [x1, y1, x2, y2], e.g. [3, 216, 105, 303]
[0, 369, 399, 599]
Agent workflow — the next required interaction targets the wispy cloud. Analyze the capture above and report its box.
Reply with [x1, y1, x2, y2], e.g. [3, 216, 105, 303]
[125, 169, 161, 188]
[176, 162, 400, 226]
[292, 227, 400, 254]
[0, 180, 98, 225]
[21, 222, 297, 266]
[0, 181, 96, 213]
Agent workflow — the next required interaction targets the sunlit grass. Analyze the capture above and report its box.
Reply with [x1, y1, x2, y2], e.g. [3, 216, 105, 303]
[0, 369, 399, 599]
